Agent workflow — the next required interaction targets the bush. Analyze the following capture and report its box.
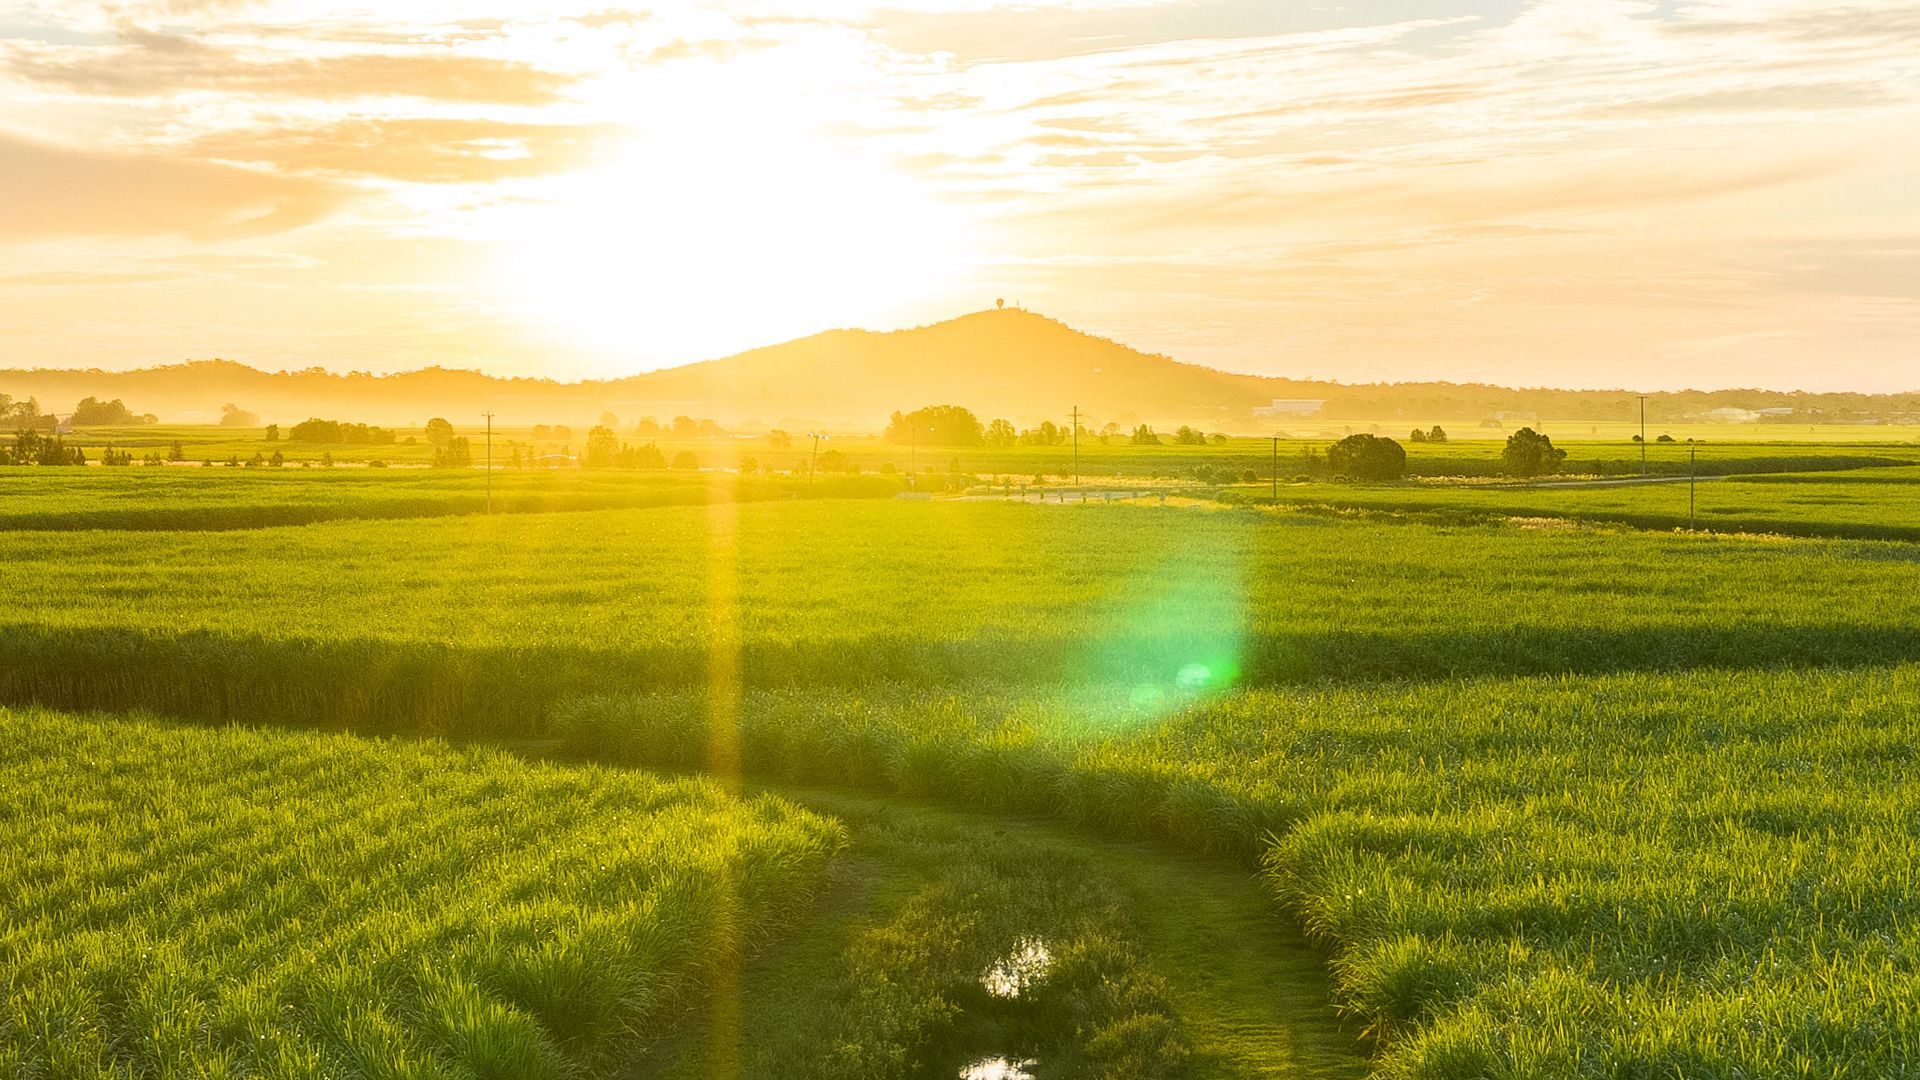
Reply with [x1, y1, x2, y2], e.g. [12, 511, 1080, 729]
[1502, 427, 1568, 477]
[1328, 434, 1406, 481]
[670, 451, 700, 471]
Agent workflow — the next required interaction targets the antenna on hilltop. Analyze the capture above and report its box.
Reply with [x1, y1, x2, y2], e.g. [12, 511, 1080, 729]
[995, 298, 1005, 311]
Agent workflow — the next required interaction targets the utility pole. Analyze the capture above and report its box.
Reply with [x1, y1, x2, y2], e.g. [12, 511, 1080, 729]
[1272, 435, 1280, 502]
[810, 432, 825, 482]
[483, 412, 494, 514]
[1071, 405, 1080, 487]
[1639, 394, 1647, 476]
[1689, 438, 1697, 531]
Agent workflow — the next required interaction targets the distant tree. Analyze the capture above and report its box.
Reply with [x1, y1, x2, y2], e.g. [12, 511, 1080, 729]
[167, 441, 185, 462]
[424, 417, 455, 449]
[269, 451, 286, 467]
[1426, 425, 1448, 443]
[584, 425, 620, 468]
[885, 405, 983, 446]
[321, 451, 335, 468]
[289, 419, 394, 445]
[599, 411, 619, 428]
[1328, 434, 1407, 481]
[265, 424, 279, 442]
[767, 429, 792, 449]
[984, 419, 1017, 447]
[635, 417, 661, 437]
[1131, 425, 1161, 446]
[1209, 433, 1229, 444]
[220, 404, 260, 428]
[818, 448, 847, 473]
[70, 397, 144, 426]
[1502, 427, 1567, 477]
[672, 416, 698, 438]
[247, 452, 266, 467]
[1656, 433, 1676, 443]
[740, 456, 759, 475]
[1410, 429, 1428, 443]
[431, 436, 472, 469]
[531, 424, 553, 440]
[509, 447, 522, 468]
[1019, 420, 1065, 446]
[1173, 425, 1207, 446]
[670, 450, 700, 470]
[552, 425, 572, 442]
[627, 442, 667, 469]
[996, 298, 1005, 310]
[697, 419, 725, 438]
[101, 445, 132, 466]
[1631, 434, 1644, 443]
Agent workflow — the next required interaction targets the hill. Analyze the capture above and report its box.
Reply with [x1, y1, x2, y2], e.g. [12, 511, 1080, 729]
[1, 308, 1916, 430]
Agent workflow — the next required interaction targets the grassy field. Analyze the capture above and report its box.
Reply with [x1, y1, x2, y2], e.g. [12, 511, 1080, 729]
[3, 500, 1920, 732]
[556, 667, 1920, 1078]
[0, 707, 840, 1077]
[0, 468, 901, 531]
[1222, 465, 1920, 541]
[3, 463, 1918, 1076]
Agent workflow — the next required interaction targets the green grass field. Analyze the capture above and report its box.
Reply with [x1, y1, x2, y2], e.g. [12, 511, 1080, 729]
[0, 707, 840, 1078]
[2, 457, 1918, 1076]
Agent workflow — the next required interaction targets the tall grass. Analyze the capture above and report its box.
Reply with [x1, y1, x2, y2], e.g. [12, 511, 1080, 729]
[0, 707, 842, 1078]
[555, 666, 1920, 1078]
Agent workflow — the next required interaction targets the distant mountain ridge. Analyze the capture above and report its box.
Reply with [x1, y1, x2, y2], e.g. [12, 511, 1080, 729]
[2, 309, 1915, 429]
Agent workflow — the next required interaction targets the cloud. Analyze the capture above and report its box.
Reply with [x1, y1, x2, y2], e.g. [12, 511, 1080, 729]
[0, 132, 347, 241]
[4, 29, 578, 103]
[188, 119, 625, 183]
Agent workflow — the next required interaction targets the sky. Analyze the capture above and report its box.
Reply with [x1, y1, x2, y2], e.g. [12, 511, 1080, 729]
[0, 0, 1915, 391]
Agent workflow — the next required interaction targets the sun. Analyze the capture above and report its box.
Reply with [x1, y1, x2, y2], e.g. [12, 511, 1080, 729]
[491, 111, 973, 372]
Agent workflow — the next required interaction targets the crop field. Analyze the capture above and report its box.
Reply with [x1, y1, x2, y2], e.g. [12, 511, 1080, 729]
[0, 707, 840, 1077]
[1230, 465, 1920, 541]
[3, 463, 1918, 1077]
[0, 468, 898, 531]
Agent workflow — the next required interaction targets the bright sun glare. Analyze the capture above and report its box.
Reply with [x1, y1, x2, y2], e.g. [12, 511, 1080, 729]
[494, 106, 972, 370]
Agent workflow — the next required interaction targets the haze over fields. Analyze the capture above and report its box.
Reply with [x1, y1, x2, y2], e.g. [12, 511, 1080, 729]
[5, 308, 1920, 429]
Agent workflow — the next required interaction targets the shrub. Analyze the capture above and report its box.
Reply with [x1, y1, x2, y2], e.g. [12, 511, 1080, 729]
[1327, 434, 1406, 480]
[1502, 427, 1568, 477]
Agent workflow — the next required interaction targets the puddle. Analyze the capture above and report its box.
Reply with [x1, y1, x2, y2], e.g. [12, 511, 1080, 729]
[959, 1057, 1037, 1080]
[980, 938, 1052, 999]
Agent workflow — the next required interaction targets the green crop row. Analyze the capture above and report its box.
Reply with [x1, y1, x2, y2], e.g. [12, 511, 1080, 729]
[0, 707, 842, 1078]
[2, 502, 1919, 733]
